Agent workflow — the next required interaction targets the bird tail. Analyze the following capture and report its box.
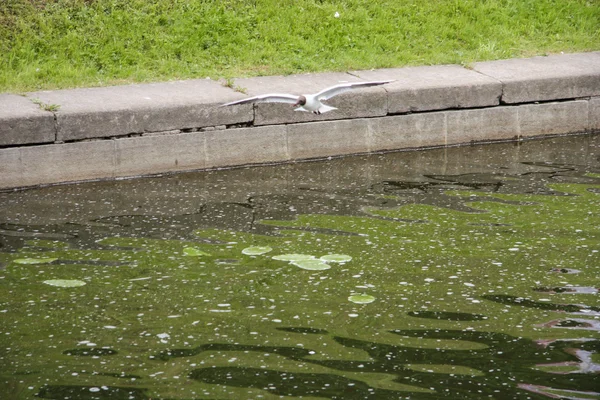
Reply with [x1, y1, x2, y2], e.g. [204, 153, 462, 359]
[317, 105, 337, 114]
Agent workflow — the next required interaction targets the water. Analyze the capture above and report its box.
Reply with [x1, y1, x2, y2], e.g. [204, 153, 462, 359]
[1, 134, 599, 399]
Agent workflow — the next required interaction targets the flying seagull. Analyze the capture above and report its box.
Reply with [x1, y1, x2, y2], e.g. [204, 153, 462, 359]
[221, 80, 394, 115]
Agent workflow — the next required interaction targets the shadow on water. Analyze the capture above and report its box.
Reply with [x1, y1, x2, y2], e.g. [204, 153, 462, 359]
[0, 134, 599, 399]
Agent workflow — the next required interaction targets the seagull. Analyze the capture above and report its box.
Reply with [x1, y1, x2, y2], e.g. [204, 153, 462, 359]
[221, 80, 394, 114]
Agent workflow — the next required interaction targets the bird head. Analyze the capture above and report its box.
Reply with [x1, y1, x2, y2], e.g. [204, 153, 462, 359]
[293, 95, 306, 107]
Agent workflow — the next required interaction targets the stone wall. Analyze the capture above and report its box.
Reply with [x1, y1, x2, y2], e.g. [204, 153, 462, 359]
[1, 52, 599, 190]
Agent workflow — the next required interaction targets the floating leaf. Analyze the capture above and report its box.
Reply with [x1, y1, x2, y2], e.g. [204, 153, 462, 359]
[272, 254, 315, 262]
[292, 259, 331, 270]
[43, 279, 86, 288]
[183, 247, 211, 257]
[348, 294, 376, 304]
[14, 257, 57, 265]
[320, 254, 352, 263]
[242, 246, 273, 255]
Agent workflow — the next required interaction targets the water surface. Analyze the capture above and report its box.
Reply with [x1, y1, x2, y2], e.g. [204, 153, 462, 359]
[1, 135, 599, 399]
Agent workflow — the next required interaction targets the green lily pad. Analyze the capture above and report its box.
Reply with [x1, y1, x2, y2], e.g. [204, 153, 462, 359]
[183, 247, 211, 257]
[14, 257, 57, 265]
[348, 294, 376, 304]
[320, 254, 352, 263]
[242, 246, 273, 255]
[43, 279, 86, 288]
[272, 254, 315, 262]
[292, 259, 331, 271]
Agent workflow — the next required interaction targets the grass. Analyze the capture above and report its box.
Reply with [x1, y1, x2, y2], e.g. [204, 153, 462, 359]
[30, 97, 60, 111]
[0, 0, 599, 93]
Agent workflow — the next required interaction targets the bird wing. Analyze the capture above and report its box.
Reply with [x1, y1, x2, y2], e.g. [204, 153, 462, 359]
[221, 94, 298, 107]
[315, 80, 395, 101]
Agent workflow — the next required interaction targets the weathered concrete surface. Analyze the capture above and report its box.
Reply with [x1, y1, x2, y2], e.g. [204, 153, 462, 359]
[115, 131, 206, 176]
[26, 79, 252, 142]
[446, 107, 519, 144]
[0, 94, 55, 146]
[518, 101, 589, 137]
[1, 141, 115, 187]
[367, 113, 447, 151]
[590, 97, 600, 132]
[287, 119, 371, 159]
[205, 125, 288, 167]
[353, 65, 502, 113]
[473, 52, 600, 103]
[232, 72, 388, 126]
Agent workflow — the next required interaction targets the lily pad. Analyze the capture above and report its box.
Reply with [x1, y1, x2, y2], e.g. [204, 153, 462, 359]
[348, 294, 376, 304]
[272, 254, 315, 262]
[43, 279, 86, 288]
[183, 247, 211, 257]
[320, 254, 352, 263]
[242, 246, 273, 255]
[291, 259, 331, 271]
[14, 257, 57, 264]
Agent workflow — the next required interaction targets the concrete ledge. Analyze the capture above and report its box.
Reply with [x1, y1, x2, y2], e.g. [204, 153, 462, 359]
[0, 94, 56, 146]
[26, 79, 253, 142]
[1, 52, 599, 190]
[353, 65, 502, 113]
[473, 52, 600, 103]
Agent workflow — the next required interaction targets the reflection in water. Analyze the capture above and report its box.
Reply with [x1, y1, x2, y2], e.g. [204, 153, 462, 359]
[519, 384, 600, 400]
[179, 329, 599, 399]
[0, 134, 599, 399]
[481, 294, 600, 314]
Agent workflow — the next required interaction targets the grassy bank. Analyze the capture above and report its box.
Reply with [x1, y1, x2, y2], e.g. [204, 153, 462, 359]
[1, 0, 598, 92]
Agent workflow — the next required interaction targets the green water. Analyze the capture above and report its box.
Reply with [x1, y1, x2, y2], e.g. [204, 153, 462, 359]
[1, 135, 599, 399]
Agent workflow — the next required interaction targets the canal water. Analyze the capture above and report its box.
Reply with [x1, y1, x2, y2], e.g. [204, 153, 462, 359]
[0, 134, 599, 399]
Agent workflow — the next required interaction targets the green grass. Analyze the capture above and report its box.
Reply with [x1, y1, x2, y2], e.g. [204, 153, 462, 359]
[1, 0, 599, 92]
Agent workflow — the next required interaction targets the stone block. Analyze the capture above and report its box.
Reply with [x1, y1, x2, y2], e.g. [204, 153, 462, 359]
[232, 72, 388, 126]
[114, 132, 206, 177]
[473, 52, 600, 103]
[446, 106, 519, 144]
[367, 113, 446, 152]
[354, 65, 502, 113]
[518, 100, 589, 137]
[27, 79, 253, 142]
[206, 125, 288, 168]
[590, 97, 600, 133]
[0, 140, 115, 188]
[0, 94, 56, 146]
[0, 147, 23, 188]
[287, 119, 370, 160]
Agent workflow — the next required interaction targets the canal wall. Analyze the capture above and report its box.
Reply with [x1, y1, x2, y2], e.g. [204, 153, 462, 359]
[1, 51, 599, 190]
